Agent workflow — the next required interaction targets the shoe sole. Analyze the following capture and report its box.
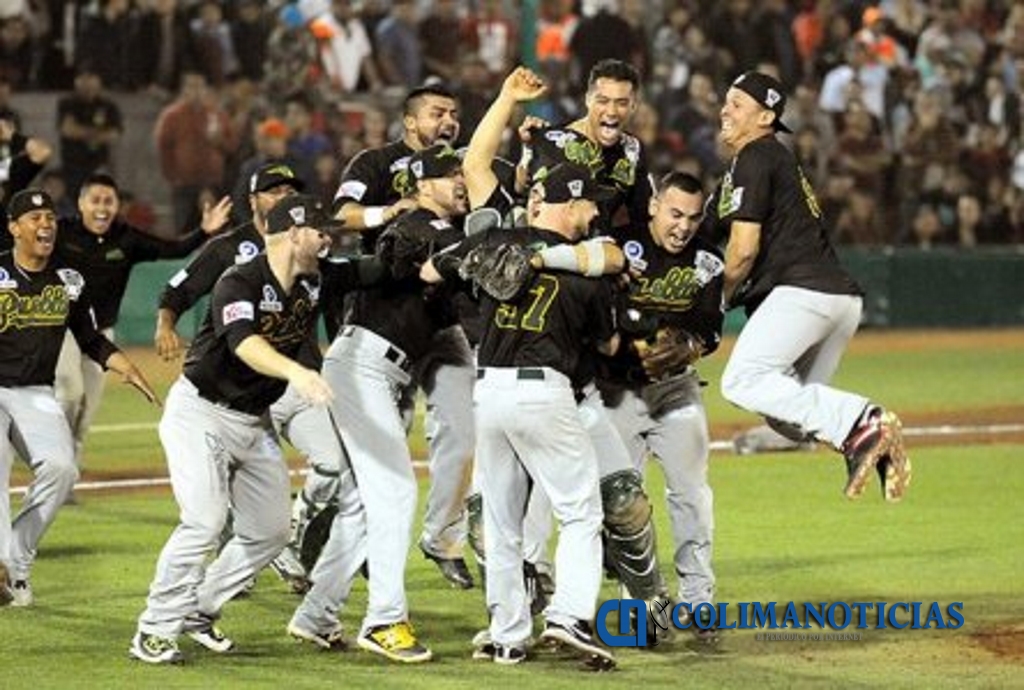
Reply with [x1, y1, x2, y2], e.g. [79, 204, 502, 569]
[287, 622, 347, 650]
[882, 418, 911, 502]
[538, 627, 615, 667]
[356, 636, 433, 663]
[844, 414, 897, 499]
[185, 630, 234, 653]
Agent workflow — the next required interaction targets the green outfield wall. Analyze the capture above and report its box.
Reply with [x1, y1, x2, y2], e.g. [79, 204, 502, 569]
[115, 247, 1024, 345]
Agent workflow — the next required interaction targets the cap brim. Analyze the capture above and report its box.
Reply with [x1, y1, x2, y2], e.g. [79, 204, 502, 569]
[254, 177, 305, 194]
[773, 119, 793, 134]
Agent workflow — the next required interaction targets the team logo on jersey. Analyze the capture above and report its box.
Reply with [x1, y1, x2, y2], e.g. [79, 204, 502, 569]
[338, 180, 367, 202]
[717, 173, 744, 217]
[259, 285, 282, 312]
[632, 266, 702, 312]
[235, 241, 260, 264]
[222, 300, 254, 324]
[56, 268, 85, 300]
[623, 240, 647, 271]
[694, 250, 724, 285]
[0, 267, 16, 289]
[0, 284, 70, 332]
[105, 248, 126, 261]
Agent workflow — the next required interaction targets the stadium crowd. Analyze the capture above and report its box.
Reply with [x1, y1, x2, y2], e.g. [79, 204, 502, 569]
[1, 0, 1022, 246]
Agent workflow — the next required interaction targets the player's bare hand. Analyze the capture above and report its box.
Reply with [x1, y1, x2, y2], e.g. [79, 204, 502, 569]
[503, 67, 548, 103]
[154, 324, 186, 362]
[517, 115, 548, 144]
[123, 366, 162, 407]
[386, 197, 419, 223]
[291, 368, 334, 406]
[201, 195, 232, 235]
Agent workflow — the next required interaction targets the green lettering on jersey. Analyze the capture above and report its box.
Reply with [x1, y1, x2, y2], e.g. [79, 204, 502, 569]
[0, 286, 70, 332]
[798, 166, 822, 219]
[609, 157, 635, 188]
[632, 266, 701, 311]
[494, 274, 559, 332]
[563, 138, 603, 176]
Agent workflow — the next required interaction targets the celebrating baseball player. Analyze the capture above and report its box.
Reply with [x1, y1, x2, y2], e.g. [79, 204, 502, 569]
[599, 171, 725, 639]
[323, 143, 470, 663]
[53, 172, 226, 473]
[423, 162, 620, 668]
[709, 71, 910, 501]
[0, 189, 158, 608]
[130, 194, 344, 664]
[154, 163, 351, 594]
[332, 85, 475, 589]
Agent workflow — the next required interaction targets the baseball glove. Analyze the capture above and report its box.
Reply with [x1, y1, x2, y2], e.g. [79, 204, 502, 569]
[458, 242, 536, 301]
[376, 220, 433, 280]
[633, 326, 704, 381]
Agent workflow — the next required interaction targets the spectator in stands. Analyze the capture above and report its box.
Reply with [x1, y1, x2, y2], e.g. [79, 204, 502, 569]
[133, 0, 193, 97]
[569, 0, 637, 95]
[375, 0, 421, 89]
[665, 70, 721, 175]
[881, 0, 929, 57]
[835, 187, 887, 246]
[420, 0, 461, 83]
[819, 37, 890, 127]
[909, 202, 949, 249]
[831, 98, 891, 204]
[0, 76, 21, 128]
[74, 0, 135, 91]
[461, 0, 516, 84]
[189, 0, 239, 88]
[756, 0, 802, 87]
[453, 53, 495, 148]
[56, 70, 123, 197]
[0, 14, 34, 88]
[230, 0, 271, 82]
[285, 93, 333, 174]
[707, 0, 771, 80]
[0, 114, 51, 246]
[896, 89, 960, 235]
[154, 71, 238, 234]
[961, 121, 1013, 195]
[651, 0, 698, 103]
[793, 125, 829, 192]
[263, 2, 321, 100]
[313, 0, 382, 95]
[813, 11, 854, 81]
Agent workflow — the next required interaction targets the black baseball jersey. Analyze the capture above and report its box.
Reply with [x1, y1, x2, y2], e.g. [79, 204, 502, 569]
[183, 254, 320, 415]
[524, 124, 653, 230]
[443, 226, 616, 379]
[705, 134, 861, 314]
[602, 227, 725, 386]
[333, 139, 414, 216]
[55, 218, 207, 330]
[347, 208, 465, 364]
[0, 251, 118, 386]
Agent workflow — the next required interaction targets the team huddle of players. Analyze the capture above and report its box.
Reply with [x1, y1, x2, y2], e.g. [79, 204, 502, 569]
[0, 60, 909, 671]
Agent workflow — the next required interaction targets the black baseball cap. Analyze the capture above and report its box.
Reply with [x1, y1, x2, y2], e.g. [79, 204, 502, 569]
[730, 71, 792, 133]
[532, 163, 615, 204]
[7, 189, 56, 220]
[407, 144, 463, 183]
[249, 162, 305, 194]
[265, 194, 336, 234]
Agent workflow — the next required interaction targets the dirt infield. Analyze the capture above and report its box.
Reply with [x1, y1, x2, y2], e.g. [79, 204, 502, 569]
[971, 624, 1024, 661]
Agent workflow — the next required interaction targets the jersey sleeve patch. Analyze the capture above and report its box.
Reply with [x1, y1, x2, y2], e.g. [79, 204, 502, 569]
[167, 268, 189, 288]
[56, 268, 86, 300]
[336, 180, 367, 201]
[222, 300, 255, 325]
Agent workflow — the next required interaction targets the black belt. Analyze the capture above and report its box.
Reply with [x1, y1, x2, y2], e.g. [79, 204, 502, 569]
[477, 367, 546, 381]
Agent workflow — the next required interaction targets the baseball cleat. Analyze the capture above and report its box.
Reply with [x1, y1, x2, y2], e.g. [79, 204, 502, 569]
[357, 621, 433, 663]
[493, 643, 528, 665]
[0, 564, 12, 607]
[10, 579, 32, 607]
[877, 417, 911, 502]
[419, 540, 474, 589]
[842, 407, 897, 499]
[287, 620, 347, 651]
[538, 619, 616, 669]
[184, 613, 234, 653]
[471, 629, 495, 660]
[129, 632, 184, 665]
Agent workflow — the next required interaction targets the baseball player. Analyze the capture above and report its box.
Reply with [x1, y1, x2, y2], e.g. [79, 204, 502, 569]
[53, 172, 227, 472]
[0, 189, 157, 608]
[599, 171, 725, 637]
[129, 194, 339, 664]
[332, 84, 475, 589]
[423, 163, 620, 667]
[518, 58, 654, 231]
[458, 68, 674, 637]
[710, 71, 910, 501]
[154, 163, 350, 593]
[323, 144, 470, 663]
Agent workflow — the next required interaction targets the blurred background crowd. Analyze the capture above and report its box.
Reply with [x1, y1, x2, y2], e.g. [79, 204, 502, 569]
[1, 0, 1022, 246]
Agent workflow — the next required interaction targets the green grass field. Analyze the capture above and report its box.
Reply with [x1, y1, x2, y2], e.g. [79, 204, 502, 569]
[3, 330, 1023, 688]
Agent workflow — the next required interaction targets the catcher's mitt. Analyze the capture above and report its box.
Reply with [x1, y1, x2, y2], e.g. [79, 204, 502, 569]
[458, 242, 536, 301]
[633, 326, 704, 381]
[376, 220, 433, 280]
